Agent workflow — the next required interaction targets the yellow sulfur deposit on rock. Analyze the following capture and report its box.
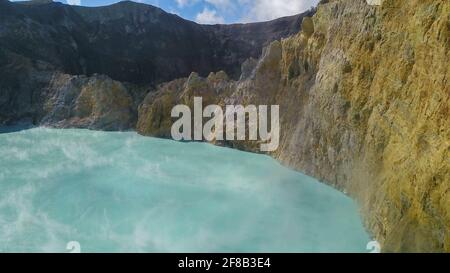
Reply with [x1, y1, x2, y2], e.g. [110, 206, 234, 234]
[273, 0, 449, 252]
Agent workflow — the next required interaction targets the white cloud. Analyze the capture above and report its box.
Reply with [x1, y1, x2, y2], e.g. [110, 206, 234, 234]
[240, 0, 319, 22]
[178, 0, 233, 10]
[66, 0, 81, 5]
[195, 7, 225, 24]
[176, 0, 199, 8]
[176, 0, 188, 7]
[159, 0, 319, 24]
[205, 0, 234, 10]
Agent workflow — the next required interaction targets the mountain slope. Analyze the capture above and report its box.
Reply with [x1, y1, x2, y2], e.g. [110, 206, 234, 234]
[0, 0, 313, 125]
[0, 0, 313, 84]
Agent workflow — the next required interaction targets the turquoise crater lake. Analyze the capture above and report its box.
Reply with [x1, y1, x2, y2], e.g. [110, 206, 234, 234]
[0, 128, 369, 252]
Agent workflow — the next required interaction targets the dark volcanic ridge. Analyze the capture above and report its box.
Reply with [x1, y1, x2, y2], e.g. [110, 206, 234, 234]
[0, 0, 314, 84]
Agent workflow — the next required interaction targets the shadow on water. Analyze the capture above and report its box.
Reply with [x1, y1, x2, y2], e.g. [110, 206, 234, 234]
[0, 122, 35, 134]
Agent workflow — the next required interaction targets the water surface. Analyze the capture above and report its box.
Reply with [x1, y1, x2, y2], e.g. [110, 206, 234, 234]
[0, 128, 369, 252]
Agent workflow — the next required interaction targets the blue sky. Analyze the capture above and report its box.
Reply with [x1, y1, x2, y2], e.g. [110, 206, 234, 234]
[52, 0, 319, 24]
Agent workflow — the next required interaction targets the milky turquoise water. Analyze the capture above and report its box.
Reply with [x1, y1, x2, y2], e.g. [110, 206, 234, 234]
[0, 128, 369, 253]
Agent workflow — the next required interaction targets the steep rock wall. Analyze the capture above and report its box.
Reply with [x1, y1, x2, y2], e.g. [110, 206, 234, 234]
[276, 0, 449, 252]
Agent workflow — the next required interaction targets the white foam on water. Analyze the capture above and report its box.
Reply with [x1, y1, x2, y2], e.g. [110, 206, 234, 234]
[0, 128, 370, 253]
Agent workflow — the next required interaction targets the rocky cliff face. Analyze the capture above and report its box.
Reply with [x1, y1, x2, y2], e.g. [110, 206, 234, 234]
[275, 0, 449, 252]
[0, 0, 312, 84]
[137, 0, 449, 252]
[0, 0, 313, 125]
[39, 73, 138, 130]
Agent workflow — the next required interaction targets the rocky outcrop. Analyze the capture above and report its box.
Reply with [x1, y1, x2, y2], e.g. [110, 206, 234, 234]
[137, 71, 235, 138]
[0, 49, 146, 129]
[137, 0, 449, 252]
[39, 73, 138, 130]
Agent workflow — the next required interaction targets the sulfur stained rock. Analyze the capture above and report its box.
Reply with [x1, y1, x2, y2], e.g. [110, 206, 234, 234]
[265, 0, 449, 252]
[301, 17, 315, 37]
[137, 72, 235, 138]
[137, 79, 187, 137]
[40, 73, 135, 130]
